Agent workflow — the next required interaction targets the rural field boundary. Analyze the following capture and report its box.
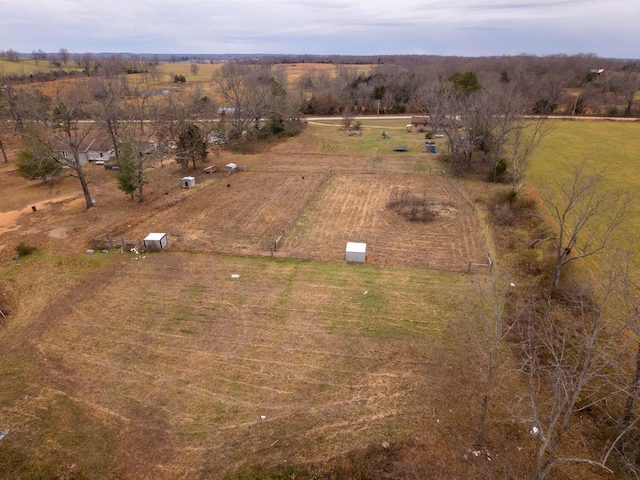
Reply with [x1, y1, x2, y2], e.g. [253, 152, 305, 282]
[92, 231, 140, 251]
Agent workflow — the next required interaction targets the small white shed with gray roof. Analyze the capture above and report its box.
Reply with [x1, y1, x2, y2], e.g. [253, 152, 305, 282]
[143, 232, 168, 250]
[346, 242, 366, 263]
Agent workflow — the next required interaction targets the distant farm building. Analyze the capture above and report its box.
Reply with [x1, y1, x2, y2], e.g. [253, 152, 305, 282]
[346, 242, 367, 263]
[407, 116, 463, 133]
[181, 176, 196, 189]
[53, 138, 114, 166]
[408, 116, 431, 132]
[143, 233, 168, 251]
[226, 163, 238, 173]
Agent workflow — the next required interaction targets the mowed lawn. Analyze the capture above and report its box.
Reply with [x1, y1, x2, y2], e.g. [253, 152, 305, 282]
[0, 251, 475, 479]
[529, 119, 640, 251]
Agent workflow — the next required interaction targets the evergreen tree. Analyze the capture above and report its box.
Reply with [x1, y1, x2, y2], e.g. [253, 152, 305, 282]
[116, 141, 139, 199]
[15, 127, 62, 181]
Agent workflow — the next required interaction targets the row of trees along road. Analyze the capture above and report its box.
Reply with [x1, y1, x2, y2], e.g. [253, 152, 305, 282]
[0, 55, 639, 192]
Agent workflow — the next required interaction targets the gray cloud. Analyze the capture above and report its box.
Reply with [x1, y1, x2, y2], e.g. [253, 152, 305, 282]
[0, 0, 638, 58]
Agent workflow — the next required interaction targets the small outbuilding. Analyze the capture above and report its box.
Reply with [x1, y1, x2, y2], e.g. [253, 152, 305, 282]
[346, 242, 367, 263]
[181, 176, 196, 189]
[226, 163, 238, 173]
[424, 141, 437, 154]
[143, 233, 168, 251]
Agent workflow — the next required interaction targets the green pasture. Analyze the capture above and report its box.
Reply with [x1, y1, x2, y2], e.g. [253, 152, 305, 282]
[305, 118, 446, 158]
[528, 120, 640, 247]
[530, 120, 640, 185]
[0, 58, 82, 75]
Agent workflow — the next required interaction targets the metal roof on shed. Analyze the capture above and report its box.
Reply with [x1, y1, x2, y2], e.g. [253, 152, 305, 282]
[144, 233, 167, 241]
[346, 242, 367, 253]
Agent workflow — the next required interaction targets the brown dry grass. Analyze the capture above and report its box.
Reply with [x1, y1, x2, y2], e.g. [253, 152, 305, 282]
[0, 123, 531, 479]
[1, 253, 479, 478]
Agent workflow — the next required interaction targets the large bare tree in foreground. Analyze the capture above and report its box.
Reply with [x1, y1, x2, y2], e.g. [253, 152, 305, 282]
[514, 271, 631, 479]
[19, 83, 97, 209]
[538, 161, 632, 295]
[468, 271, 513, 448]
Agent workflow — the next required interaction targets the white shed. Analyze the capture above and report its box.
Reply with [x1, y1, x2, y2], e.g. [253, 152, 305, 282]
[346, 242, 366, 263]
[144, 233, 168, 250]
[226, 163, 238, 173]
[181, 176, 196, 189]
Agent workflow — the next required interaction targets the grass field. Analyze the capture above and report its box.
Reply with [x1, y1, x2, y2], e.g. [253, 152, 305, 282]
[0, 249, 477, 478]
[530, 120, 640, 184]
[0, 116, 492, 478]
[1, 116, 639, 479]
[529, 119, 640, 250]
[0, 58, 82, 76]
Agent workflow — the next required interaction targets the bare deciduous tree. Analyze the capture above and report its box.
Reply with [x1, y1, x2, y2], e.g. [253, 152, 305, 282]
[3, 49, 20, 62]
[90, 74, 129, 161]
[19, 83, 97, 209]
[514, 279, 624, 479]
[509, 117, 553, 195]
[538, 161, 632, 294]
[58, 48, 70, 66]
[468, 271, 513, 447]
[341, 107, 355, 130]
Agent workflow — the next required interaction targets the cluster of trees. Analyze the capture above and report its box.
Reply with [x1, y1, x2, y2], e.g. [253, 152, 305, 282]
[465, 157, 637, 479]
[1, 59, 302, 206]
[284, 54, 639, 118]
[3, 50, 637, 118]
[0, 48, 20, 62]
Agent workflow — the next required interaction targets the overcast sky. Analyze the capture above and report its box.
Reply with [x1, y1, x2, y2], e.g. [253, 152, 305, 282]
[1, 0, 639, 59]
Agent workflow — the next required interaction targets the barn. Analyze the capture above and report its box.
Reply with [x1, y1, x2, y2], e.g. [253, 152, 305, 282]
[346, 242, 367, 263]
[143, 233, 168, 251]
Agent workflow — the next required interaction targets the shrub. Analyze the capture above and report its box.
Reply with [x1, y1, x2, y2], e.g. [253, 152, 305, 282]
[15, 242, 36, 256]
[607, 106, 620, 117]
[493, 203, 516, 226]
[491, 188, 539, 226]
[387, 189, 439, 222]
[489, 158, 508, 182]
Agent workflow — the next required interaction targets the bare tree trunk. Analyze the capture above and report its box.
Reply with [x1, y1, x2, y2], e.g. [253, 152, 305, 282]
[106, 119, 120, 162]
[76, 163, 94, 209]
[137, 156, 144, 203]
[619, 342, 640, 449]
[0, 137, 8, 163]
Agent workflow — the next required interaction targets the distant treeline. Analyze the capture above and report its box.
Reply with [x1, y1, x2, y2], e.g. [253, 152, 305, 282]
[1, 49, 639, 117]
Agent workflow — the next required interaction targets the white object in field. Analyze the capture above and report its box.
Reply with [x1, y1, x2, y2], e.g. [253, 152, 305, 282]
[143, 233, 168, 250]
[346, 242, 366, 263]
